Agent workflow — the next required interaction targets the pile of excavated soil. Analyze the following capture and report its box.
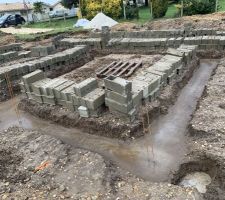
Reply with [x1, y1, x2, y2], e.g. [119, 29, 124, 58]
[187, 58, 225, 199]
[112, 12, 225, 31]
[0, 34, 16, 46]
[0, 127, 201, 200]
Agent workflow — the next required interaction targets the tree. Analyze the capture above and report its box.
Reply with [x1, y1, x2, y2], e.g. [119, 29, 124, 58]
[61, 0, 79, 9]
[151, 0, 168, 18]
[33, 1, 44, 13]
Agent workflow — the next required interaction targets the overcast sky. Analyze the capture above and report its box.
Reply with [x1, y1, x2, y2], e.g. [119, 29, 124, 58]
[0, 0, 58, 5]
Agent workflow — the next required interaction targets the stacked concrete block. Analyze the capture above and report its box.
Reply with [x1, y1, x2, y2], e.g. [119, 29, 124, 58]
[53, 80, 75, 106]
[60, 38, 102, 49]
[31, 45, 56, 57]
[104, 76, 137, 121]
[0, 43, 22, 54]
[131, 72, 160, 101]
[41, 78, 67, 105]
[31, 78, 52, 103]
[0, 45, 88, 83]
[0, 51, 19, 64]
[21, 70, 45, 99]
[74, 78, 105, 117]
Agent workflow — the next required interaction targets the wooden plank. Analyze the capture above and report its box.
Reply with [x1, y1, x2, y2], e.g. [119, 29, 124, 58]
[116, 62, 136, 77]
[111, 62, 129, 76]
[125, 62, 142, 77]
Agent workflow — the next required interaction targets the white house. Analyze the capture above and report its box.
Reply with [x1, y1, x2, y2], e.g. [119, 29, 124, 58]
[0, 2, 33, 22]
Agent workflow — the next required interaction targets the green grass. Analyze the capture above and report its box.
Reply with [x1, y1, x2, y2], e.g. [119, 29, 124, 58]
[24, 17, 77, 30]
[219, 0, 225, 11]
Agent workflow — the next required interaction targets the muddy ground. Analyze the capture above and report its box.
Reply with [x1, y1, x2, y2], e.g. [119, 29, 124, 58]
[0, 127, 201, 200]
[184, 58, 225, 200]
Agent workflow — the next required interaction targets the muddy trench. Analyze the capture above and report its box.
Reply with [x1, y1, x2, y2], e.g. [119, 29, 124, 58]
[0, 59, 219, 191]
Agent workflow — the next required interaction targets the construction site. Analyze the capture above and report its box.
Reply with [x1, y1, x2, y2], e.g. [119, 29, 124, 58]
[0, 14, 225, 200]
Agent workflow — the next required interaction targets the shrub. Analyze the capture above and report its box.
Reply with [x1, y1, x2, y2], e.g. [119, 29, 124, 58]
[103, 0, 122, 19]
[182, 0, 219, 16]
[152, 0, 169, 18]
[85, 0, 102, 19]
[125, 5, 139, 19]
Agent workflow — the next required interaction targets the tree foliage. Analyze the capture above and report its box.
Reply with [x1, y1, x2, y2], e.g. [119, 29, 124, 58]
[182, 0, 219, 15]
[33, 1, 44, 13]
[80, 0, 122, 19]
[151, 0, 169, 18]
[61, 0, 79, 9]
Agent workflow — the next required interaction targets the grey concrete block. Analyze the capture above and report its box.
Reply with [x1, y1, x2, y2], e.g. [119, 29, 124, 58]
[42, 95, 56, 105]
[167, 48, 185, 57]
[74, 78, 98, 97]
[22, 70, 45, 85]
[66, 101, 76, 112]
[106, 89, 132, 104]
[72, 94, 81, 105]
[53, 80, 75, 100]
[31, 78, 51, 95]
[104, 76, 132, 95]
[105, 98, 133, 114]
[61, 83, 77, 101]
[32, 93, 43, 103]
[81, 88, 105, 110]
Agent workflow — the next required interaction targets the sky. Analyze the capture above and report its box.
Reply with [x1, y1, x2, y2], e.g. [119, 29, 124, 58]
[0, 0, 58, 5]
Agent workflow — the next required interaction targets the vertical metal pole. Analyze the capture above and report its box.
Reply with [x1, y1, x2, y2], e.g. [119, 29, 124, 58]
[123, 1, 126, 20]
[181, 0, 183, 17]
[150, 0, 153, 19]
[215, 0, 218, 12]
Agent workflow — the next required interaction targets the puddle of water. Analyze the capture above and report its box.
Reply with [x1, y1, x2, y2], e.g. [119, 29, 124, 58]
[0, 60, 218, 182]
[179, 172, 212, 193]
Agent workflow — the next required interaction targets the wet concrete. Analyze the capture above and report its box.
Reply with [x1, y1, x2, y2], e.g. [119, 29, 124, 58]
[0, 60, 218, 182]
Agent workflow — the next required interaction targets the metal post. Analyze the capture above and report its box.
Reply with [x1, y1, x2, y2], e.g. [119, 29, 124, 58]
[123, 1, 126, 20]
[150, 0, 153, 19]
[181, 0, 183, 17]
[215, 0, 218, 12]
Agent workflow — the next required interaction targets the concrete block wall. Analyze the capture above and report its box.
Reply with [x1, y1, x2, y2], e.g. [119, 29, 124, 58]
[60, 38, 102, 49]
[31, 45, 56, 57]
[104, 76, 137, 121]
[0, 45, 88, 85]
[0, 51, 18, 64]
[21, 73, 105, 118]
[20, 45, 198, 122]
[0, 43, 22, 54]
[107, 35, 225, 52]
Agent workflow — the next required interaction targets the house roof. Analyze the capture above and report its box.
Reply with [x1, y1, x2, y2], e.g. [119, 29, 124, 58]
[0, 3, 33, 12]
[51, 1, 62, 8]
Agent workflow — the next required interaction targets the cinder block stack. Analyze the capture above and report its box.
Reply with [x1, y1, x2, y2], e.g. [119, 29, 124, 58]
[20, 70, 45, 99]
[104, 76, 137, 121]
[31, 45, 56, 57]
[74, 78, 105, 117]
[131, 72, 160, 102]
[0, 45, 88, 83]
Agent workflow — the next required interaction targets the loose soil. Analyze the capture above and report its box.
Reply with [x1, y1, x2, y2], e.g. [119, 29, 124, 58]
[112, 12, 225, 31]
[185, 58, 225, 200]
[0, 127, 201, 200]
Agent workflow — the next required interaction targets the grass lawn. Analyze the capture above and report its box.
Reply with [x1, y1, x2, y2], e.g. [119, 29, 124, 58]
[219, 0, 225, 11]
[24, 17, 77, 30]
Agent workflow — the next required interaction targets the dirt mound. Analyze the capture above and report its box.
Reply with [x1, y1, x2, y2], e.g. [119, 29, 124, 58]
[0, 34, 16, 46]
[111, 22, 137, 31]
[146, 12, 225, 30]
